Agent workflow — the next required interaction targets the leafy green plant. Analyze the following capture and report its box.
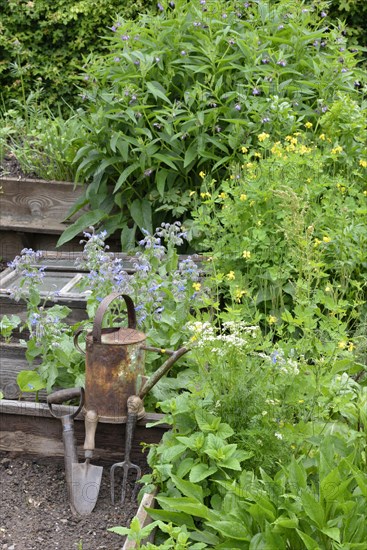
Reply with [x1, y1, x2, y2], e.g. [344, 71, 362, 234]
[0, 0, 154, 111]
[63, 0, 365, 246]
[3, 223, 207, 394]
[190, 131, 367, 350]
[0, 314, 21, 343]
[128, 388, 367, 548]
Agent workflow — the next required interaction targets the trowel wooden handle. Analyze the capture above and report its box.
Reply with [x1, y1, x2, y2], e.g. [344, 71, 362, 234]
[84, 409, 99, 452]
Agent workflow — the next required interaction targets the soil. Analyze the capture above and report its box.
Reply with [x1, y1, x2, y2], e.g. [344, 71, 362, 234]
[0, 451, 149, 550]
[0, 152, 37, 180]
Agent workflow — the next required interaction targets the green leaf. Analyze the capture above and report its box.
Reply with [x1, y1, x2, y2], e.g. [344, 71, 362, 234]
[300, 490, 325, 528]
[296, 529, 321, 550]
[171, 474, 203, 503]
[144, 507, 196, 528]
[56, 209, 106, 247]
[184, 142, 198, 168]
[120, 224, 136, 252]
[17, 370, 46, 393]
[146, 81, 171, 104]
[156, 496, 211, 520]
[113, 162, 140, 192]
[189, 463, 217, 483]
[156, 168, 168, 197]
[206, 520, 250, 541]
[130, 199, 152, 234]
[321, 527, 340, 542]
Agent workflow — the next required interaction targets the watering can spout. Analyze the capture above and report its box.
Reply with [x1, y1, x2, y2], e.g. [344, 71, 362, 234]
[138, 346, 189, 399]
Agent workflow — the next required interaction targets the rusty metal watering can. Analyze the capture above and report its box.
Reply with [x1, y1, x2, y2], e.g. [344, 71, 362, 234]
[72, 292, 188, 513]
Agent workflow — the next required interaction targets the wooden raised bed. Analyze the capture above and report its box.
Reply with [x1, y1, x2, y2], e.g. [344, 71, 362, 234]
[0, 398, 168, 463]
[0, 177, 86, 261]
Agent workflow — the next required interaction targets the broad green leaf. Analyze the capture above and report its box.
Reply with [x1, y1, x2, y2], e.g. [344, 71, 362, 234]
[300, 490, 325, 528]
[184, 142, 198, 168]
[296, 529, 321, 550]
[130, 199, 152, 234]
[17, 370, 46, 392]
[120, 224, 136, 252]
[113, 162, 140, 192]
[56, 209, 106, 247]
[321, 527, 340, 542]
[156, 496, 211, 520]
[189, 463, 217, 483]
[144, 507, 196, 528]
[153, 153, 178, 170]
[171, 474, 203, 502]
[156, 168, 168, 197]
[146, 81, 171, 104]
[176, 458, 195, 478]
[206, 520, 251, 541]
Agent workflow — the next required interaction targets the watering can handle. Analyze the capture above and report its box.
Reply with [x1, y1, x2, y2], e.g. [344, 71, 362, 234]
[92, 292, 137, 343]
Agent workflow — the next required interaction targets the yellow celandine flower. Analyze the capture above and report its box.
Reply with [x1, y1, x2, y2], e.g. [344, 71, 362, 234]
[359, 159, 367, 168]
[286, 144, 296, 152]
[268, 315, 277, 324]
[363, 190, 367, 196]
[242, 250, 251, 259]
[226, 271, 236, 280]
[200, 192, 211, 199]
[234, 288, 247, 302]
[304, 122, 313, 129]
[298, 399, 305, 404]
[189, 190, 196, 196]
[240, 193, 247, 201]
[314, 238, 321, 246]
[331, 145, 343, 155]
[348, 342, 355, 352]
[241, 146, 248, 154]
[325, 285, 332, 292]
[319, 133, 326, 141]
[219, 192, 227, 199]
[192, 282, 201, 291]
[306, 178, 312, 183]
[323, 236, 331, 243]
[258, 132, 270, 142]
[246, 162, 254, 169]
[298, 145, 311, 155]
[338, 341, 347, 349]
[285, 135, 292, 141]
[271, 141, 283, 157]
[254, 152, 261, 158]
[199, 171, 206, 179]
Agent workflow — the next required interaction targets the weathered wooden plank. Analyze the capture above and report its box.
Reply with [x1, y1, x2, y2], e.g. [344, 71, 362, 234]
[0, 177, 85, 231]
[0, 230, 85, 261]
[0, 400, 167, 462]
[123, 491, 157, 549]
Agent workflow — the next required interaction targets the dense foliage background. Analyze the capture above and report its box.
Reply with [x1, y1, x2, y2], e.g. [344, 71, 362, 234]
[0, 0, 153, 109]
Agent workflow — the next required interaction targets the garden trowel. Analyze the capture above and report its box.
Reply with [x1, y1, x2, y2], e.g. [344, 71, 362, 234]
[71, 409, 103, 515]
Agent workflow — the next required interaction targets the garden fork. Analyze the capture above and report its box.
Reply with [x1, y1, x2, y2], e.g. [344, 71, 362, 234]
[110, 395, 143, 505]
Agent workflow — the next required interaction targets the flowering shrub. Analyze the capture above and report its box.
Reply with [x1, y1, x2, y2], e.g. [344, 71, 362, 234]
[3, 224, 208, 394]
[61, 0, 365, 246]
[190, 131, 367, 354]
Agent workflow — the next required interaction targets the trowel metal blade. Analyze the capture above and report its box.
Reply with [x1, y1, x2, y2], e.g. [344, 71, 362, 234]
[71, 462, 103, 515]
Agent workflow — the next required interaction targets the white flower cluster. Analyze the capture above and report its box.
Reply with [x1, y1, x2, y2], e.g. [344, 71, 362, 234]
[186, 320, 259, 355]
